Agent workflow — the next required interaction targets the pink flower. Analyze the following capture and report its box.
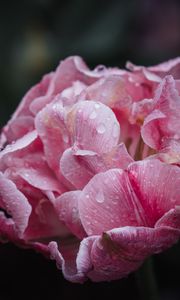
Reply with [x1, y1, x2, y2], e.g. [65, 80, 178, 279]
[0, 56, 180, 282]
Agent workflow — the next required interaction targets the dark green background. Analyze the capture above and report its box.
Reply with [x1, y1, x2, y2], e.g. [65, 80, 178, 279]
[0, 0, 180, 299]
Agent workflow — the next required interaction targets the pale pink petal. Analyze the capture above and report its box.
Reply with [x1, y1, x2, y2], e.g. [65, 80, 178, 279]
[0, 172, 31, 238]
[79, 169, 146, 236]
[127, 57, 180, 82]
[18, 164, 62, 193]
[60, 144, 133, 189]
[2, 116, 34, 143]
[66, 101, 120, 154]
[141, 109, 166, 149]
[0, 130, 38, 161]
[60, 148, 94, 189]
[13, 73, 53, 118]
[47, 56, 102, 96]
[127, 159, 180, 226]
[30, 95, 55, 115]
[35, 102, 69, 176]
[60, 80, 87, 107]
[79, 74, 145, 111]
[55, 191, 86, 239]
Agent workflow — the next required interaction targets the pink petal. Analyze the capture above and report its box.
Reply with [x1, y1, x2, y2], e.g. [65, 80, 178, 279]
[30, 95, 55, 115]
[55, 191, 86, 239]
[2, 116, 34, 143]
[0, 130, 38, 162]
[48, 236, 96, 283]
[24, 194, 69, 241]
[127, 159, 180, 226]
[155, 206, 180, 229]
[0, 172, 31, 238]
[18, 164, 62, 193]
[88, 225, 179, 282]
[79, 169, 146, 236]
[127, 57, 180, 82]
[47, 56, 102, 96]
[35, 102, 69, 176]
[13, 73, 53, 118]
[66, 101, 120, 154]
[142, 76, 180, 149]
[60, 144, 133, 189]
[79, 74, 145, 111]
[60, 148, 94, 189]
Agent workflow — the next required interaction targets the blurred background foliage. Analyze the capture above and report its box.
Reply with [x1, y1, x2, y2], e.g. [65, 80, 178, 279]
[1, 0, 180, 126]
[0, 0, 180, 299]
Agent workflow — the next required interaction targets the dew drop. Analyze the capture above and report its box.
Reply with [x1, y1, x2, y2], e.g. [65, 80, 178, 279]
[95, 190, 105, 203]
[86, 194, 90, 199]
[97, 123, 106, 134]
[94, 103, 100, 109]
[89, 110, 97, 120]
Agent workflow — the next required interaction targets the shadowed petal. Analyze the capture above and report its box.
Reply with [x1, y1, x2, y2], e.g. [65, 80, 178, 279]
[0, 172, 31, 238]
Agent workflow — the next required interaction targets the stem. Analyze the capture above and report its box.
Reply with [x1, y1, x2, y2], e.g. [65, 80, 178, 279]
[135, 257, 160, 300]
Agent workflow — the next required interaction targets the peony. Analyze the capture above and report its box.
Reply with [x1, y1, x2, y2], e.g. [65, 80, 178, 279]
[0, 56, 179, 282]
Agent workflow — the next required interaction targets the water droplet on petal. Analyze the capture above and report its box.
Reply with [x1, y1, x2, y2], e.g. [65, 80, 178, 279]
[86, 194, 90, 199]
[97, 123, 106, 134]
[94, 103, 100, 109]
[89, 110, 97, 120]
[95, 190, 105, 203]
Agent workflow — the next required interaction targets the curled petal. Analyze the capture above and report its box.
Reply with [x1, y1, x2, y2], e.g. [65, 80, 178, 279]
[60, 144, 133, 189]
[142, 76, 180, 149]
[35, 102, 69, 176]
[55, 191, 86, 239]
[127, 57, 180, 82]
[0, 172, 31, 238]
[88, 225, 179, 282]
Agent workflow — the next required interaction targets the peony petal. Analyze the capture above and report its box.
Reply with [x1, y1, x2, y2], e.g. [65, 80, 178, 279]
[0, 130, 38, 162]
[66, 100, 120, 154]
[60, 148, 94, 189]
[79, 169, 146, 236]
[24, 194, 69, 241]
[127, 159, 180, 226]
[2, 116, 34, 143]
[155, 206, 180, 229]
[18, 164, 62, 193]
[142, 76, 180, 149]
[35, 102, 69, 176]
[127, 57, 180, 82]
[47, 56, 102, 96]
[0, 172, 31, 238]
[55, 191, 86, 239]
[88, 225, 180, 282]
[79, 74, 145, 112]
[48, 236, 96, 283]
[60, 143, 133, 189]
